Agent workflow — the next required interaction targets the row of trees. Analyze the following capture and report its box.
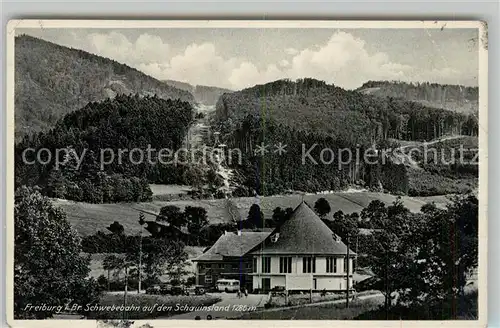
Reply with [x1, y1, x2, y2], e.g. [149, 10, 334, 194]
[99, 220, 188, 293]
[359, 80, 478, 106]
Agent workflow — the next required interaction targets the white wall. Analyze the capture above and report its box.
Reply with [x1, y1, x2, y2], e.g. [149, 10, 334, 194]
[287, 275, 313, 290]
[252, 275, 286, 289]
[251, 255, 354, 291]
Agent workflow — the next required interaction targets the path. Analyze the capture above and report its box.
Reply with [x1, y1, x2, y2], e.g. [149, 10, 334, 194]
[185, 104, 234, 194]
[167, 292, 268, 320]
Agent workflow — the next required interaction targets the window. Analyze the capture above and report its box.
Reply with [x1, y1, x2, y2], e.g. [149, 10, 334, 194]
[205, 275, 212, 283]
[218, 263, 224, 269]
[253, 258, 257, 273]
[326, 257, 337, 273]
[231, 263, 238, 270]
[199, 263, 204, 271]
[279, 257, 292, 273]
[262, 257, 271, 273]
[302, 257, 316, 273]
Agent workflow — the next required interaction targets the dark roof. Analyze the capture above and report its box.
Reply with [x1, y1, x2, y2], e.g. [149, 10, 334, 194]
[193, 231, 271, 261]
[250, 201, 356, 256]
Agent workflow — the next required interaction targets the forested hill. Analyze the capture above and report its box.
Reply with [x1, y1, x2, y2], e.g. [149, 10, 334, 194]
[216, 78, 477, 145]
[15, 35, 195, 140]
[214, 78, 478, 197]
[15, 94, 193, 203]
[357, 80, 478, 114]
[163, 79, 232, 106]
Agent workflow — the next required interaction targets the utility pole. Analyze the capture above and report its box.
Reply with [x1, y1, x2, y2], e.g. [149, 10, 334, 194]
[123, 265, 128, 320]
[346, 234, 350, 309]
[138, 228, 143, 294]
[138, 214, 145, 294]
[385, 250, 389, 320]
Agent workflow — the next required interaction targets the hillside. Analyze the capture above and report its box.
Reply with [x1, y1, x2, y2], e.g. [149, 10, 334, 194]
[15, 35, 195, 140]
[53, 192, 452, 236]
[213, 78, 478, 196]
[357, 81, 478, 114]
[216, 78, 476, 144]
[163, 79, 232, 106]
[402, 136, 478, 196]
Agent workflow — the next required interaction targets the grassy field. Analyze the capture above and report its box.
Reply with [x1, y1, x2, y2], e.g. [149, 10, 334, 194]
[150, 184, 193, 201]
[53, 192, 452, 236]
[238, 295, 384, 320]
[87, 293, 221, 319]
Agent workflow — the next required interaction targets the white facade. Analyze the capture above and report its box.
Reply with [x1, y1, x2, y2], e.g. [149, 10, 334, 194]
[251, 255, 354, 291]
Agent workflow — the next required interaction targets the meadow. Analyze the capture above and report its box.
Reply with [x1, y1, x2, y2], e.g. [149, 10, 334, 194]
[54, 190, 452, 236]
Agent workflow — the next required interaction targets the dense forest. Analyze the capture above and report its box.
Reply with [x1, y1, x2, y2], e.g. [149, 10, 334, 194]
[214, 78, 478, 196]
[216, 78, 478, 144]
[15, 35, 194, 140]
[357, 80, 479, 114]
[163, 79, 232, 106]
[15, 95, 194, 202]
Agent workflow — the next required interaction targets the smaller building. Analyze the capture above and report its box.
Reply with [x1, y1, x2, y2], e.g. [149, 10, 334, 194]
[192, 231, 270, 291]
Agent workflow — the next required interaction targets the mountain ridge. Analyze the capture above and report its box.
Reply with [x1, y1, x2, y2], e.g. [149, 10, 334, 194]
[15, 34, 195, 140]
[356, 80, 478, 114]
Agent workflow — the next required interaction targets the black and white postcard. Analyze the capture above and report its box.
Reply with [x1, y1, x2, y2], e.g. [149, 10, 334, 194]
[5, 20, 488, 328]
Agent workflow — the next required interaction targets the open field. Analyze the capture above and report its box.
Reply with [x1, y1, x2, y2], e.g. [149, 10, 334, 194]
[53, 191, 453, 236]
[149, 184, 193, 201]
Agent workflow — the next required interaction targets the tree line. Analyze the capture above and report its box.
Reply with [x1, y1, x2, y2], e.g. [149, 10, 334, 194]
[216, 78, 478, 145]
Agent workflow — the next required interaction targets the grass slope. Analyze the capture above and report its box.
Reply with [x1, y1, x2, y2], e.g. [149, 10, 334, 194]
[54, 192, 452, 236]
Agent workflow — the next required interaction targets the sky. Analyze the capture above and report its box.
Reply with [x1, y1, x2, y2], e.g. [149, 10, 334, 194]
[18, 27, 479, 90]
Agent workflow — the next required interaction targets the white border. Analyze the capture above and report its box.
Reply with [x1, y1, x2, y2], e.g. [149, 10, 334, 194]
[5, 19, 488, 328]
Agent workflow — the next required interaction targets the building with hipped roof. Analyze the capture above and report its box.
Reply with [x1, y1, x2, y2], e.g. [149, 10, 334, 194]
[192, 201, 355, 292]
